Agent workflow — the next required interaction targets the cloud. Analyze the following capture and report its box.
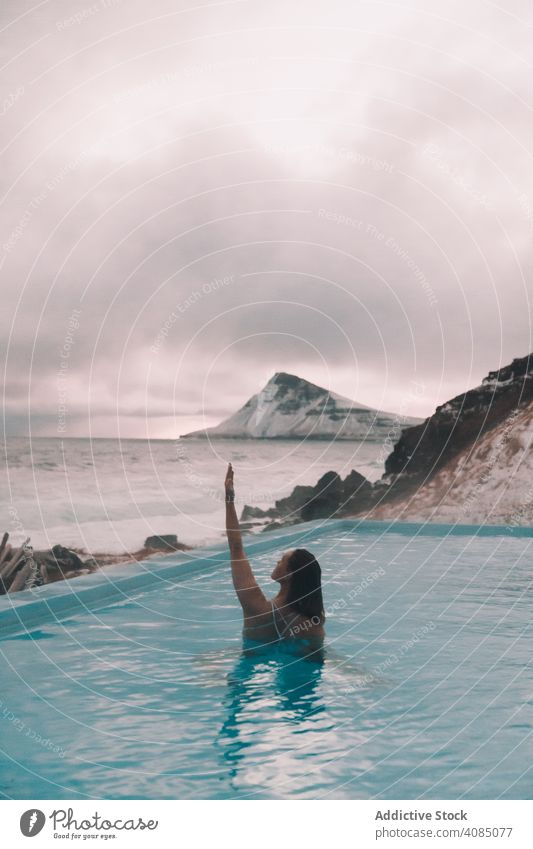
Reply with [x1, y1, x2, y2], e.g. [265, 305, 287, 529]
[1, 0, 533, 436]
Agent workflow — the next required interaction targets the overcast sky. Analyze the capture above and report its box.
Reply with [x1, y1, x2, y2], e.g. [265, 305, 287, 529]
[1, 0, 533, 437]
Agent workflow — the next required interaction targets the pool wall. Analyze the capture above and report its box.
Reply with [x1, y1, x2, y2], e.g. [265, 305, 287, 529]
[0, 517, 531, 639]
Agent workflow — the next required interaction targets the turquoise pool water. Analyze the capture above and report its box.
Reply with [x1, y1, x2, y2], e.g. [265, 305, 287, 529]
[0, 522, 532, 799]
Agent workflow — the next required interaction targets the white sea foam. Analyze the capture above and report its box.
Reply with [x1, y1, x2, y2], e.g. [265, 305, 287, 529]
[1, 436, 385, 553]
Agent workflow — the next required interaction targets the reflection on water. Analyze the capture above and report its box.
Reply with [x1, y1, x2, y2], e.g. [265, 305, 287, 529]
[217, 638, 326, 791]
[212, 638, 392, 797]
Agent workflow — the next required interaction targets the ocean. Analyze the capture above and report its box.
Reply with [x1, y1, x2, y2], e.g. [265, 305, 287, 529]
[1, 436, 386, 553]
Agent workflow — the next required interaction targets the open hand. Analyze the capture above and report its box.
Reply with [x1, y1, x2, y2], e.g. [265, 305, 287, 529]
[225, 462, 235, 494]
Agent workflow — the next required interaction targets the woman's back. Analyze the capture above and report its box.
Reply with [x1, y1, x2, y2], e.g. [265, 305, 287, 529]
[242, 600, 324, 644]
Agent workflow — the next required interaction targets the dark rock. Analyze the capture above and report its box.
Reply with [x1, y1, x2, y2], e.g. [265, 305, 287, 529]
[274, 484, 315, 516]
[51, 545, 85, 570]
[248, 468, 375, 527]
[338, 352, 533, 517]
[338, 469, 374, 515]
[301, 471, 344, 521]
[32, 545, 87, 582]
[241, 484, 317, 522]
[143, 534, 180, 551]
[343, 469, 372, 498]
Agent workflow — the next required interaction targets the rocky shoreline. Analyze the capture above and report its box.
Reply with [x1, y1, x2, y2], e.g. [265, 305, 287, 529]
[0, 533, 191, 595]
[5, 353, 532, 590]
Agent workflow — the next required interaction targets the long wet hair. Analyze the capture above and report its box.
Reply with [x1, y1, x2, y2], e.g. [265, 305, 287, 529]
[286, 548, 324, 621]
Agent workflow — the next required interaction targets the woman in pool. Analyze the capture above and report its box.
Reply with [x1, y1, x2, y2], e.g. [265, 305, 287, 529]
[225, 463, 325, 643]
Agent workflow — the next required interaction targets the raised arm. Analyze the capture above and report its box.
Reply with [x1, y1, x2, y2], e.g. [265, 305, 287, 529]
[225, 463, 268, 617]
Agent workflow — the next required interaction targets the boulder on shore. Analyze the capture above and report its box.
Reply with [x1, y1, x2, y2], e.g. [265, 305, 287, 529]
[300, 471, 344, 521]
[33, 545, 94, 583]
[243, 468, 375, 530]
[143, 534, 182, 552]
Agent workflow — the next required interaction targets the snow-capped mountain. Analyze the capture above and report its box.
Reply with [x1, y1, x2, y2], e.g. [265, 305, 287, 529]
[181, 372, 422, 440]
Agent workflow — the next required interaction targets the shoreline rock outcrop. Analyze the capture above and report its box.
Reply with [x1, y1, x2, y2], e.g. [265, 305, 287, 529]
[241, 468, 375, 528]
[0, 532, 192, 594]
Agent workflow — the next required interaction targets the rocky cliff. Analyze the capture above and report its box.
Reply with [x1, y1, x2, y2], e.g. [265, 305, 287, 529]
[366, 392, 533, 525]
